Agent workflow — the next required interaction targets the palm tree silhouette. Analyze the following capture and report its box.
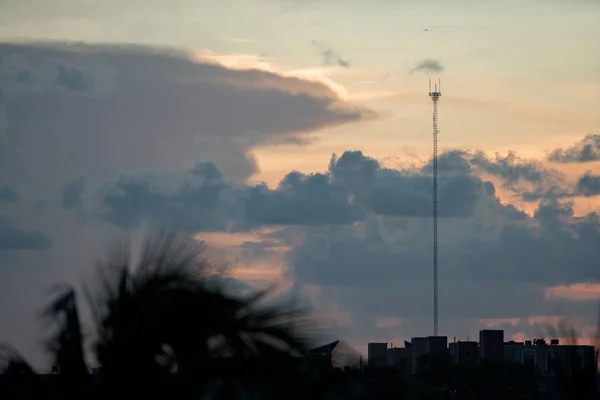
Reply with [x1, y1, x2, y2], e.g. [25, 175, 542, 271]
[0, 230, 317, 399]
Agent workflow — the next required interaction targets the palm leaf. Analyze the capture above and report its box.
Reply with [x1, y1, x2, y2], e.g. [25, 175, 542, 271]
[0, 345, 36, 377]
[0, 345, 42, 400]
[40, 285, 88, 377]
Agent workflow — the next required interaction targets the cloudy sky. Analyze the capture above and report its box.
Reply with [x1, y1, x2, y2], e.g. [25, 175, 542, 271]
[1, 0, 599, 367]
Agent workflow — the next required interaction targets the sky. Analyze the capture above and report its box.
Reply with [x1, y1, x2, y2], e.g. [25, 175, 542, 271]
[0, 0, 600, 367]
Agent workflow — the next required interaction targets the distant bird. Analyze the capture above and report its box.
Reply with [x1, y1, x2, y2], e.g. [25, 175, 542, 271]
[423, 28, 453, 33]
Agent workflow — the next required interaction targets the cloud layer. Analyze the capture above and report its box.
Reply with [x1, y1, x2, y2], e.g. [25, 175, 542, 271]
[90, 150, 491, 232]
[549, 134, 600, 163]
[0, 41, 375, 366]
[64, 146, 600, 344]
[0, 41, 373, 201]
[0, 216, 52, 250]
[1, 41, 598, 365]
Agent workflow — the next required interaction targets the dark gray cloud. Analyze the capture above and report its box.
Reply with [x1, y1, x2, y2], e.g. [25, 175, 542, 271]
[0, 41, 376, 366]
[548, 134, 600, 163]
[575, 172, 600, 197]
[1, 41, 598, 363]
[80, 147, 600, 345]
[89, 150, 492, 231]
[0, 41, 373, 204]
[521, 170, 600, 201]
[0, 51, 116, 96]
[280, 197, 600, 347]
[98, 172, 246, 232]
[201, 147, 600, 344]
[0, 185, 19, 202]
[409, 59, 444, 75]
[470, 153, 600, 202]
[288, 199, 600, 290]
[190, 162, 223, 181]
[245, 172, 363, 226]
[469, 151, 555, 185]
[331, 150, 486, 218]
[33, 199, 49, 213]
[520, 186, 571, 202]
[55, 64, 95, 92]
[466, 150, 571, 202]
[421, 150, 472, 175]
[0, 216, 52, 249]
[365, 172, 480, 217]
[60, 177, 85, 211]
[406, 149, 571, 204]
[311, 40, 350, 68]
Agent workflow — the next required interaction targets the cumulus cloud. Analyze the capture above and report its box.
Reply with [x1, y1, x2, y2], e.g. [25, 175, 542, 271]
[0, 50, 117, 96]
[287, 196, 599, 291]
[281, 195, 600, 345]
[466, 150, 571, 202]
[0, 185, 19, 202]
[575, 172, 600, 197]
[467, 152, 600, 202]
[86, 150, 494, 232]
[415, 149, 575, 203]
[6, 139, 600, 362]
[98, 171, 246, 232]
[60, 177, 85, 211]
[0, 41, 377, 366]
[50, 145, 600, 346]
[409, 59, 444, 75]
[0, 41, 373, 204]
[68, 150, 600, 293]
[1, 42, 599, 362]
[469, 151, 557, 187]
[0, 216, 52, 249]
[548, 134, 600, 163]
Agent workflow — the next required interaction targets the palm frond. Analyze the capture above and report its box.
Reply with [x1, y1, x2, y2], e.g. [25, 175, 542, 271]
[0, 345, 40, 399]
[2, 228, 320, 398]
[135, 229, 209, 280]
[210, 288, 317, 360]
[40, 285, 88, 377]
[0, 345, 36, 377]
[90, 230, 214, 377]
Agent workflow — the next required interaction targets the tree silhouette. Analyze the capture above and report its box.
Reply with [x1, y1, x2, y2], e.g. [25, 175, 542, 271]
[0, 230, 317, 399]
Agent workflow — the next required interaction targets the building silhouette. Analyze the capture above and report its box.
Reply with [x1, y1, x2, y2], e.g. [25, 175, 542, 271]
[426, 336, 447, 355]
[387, 347, 411, 371]
[311, 340, 340, 369]
[410, 337, 428, 374]
[364, 329, 596, 378]
[449, 340, 478, 367]
[367, 343, 388, 370]
[504, 339, 596, 375]
[479, 329, 504, 361]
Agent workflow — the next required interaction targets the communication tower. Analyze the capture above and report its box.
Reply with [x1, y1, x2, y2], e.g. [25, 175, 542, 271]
[428, 78, 441, 337]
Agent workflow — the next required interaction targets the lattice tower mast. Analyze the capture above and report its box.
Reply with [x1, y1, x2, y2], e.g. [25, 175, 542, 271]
[428, 77, 441, 337]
